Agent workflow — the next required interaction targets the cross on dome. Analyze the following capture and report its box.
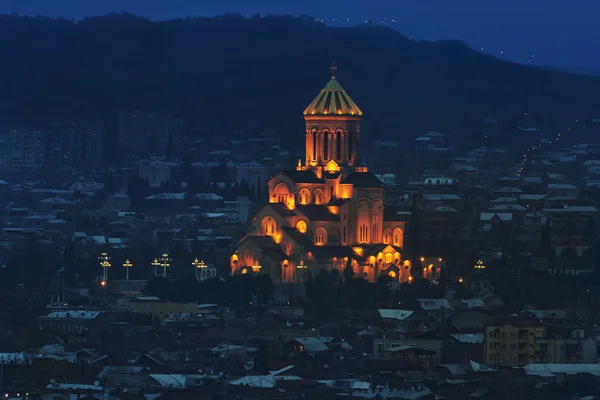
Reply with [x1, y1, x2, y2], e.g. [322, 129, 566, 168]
[330, 62, 337, 79]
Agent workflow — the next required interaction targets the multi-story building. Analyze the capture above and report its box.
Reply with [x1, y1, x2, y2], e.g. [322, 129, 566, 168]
[484, 318, 547, 367]
[47, 121, 104, 166]
[484, 317, 596, 367]
[0, 129, 45, 173]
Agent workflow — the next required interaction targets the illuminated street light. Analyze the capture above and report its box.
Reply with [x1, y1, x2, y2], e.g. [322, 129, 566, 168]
[123, 259, 133, 280]
[474, 259, 486, 269]
[193, 258, 207, 281]
[252, 261, 262, 273]
[159, 253, 171, 278]
[98, 253, 111, 283]
[297, 260, 307, 283]
[151, 258, 160, 277]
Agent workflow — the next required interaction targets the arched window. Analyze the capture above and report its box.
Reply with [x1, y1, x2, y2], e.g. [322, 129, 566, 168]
[262, 216, 277, 236]
[348, 132, 353, 160]
[383, 229, 392, 245]
[328, 233, 339, 244]
[314, 189, 324, 205]
[296, 220, 308, 234]
[384, 253, 394, 264]
[298, 188, 311, 205]
[314, 227, 328, 245]
[357, 199, 371, 243]
[392, 227, 403, 247]
[273, 183, 291, 206]
[336, 131, 342, 161]
[323, 131, 329, 160]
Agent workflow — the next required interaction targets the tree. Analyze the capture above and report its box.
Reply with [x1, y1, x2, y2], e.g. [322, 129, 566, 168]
[254, 342, 270, 374]
[251, 274, 276, 308]
[306, 269, 335, 311]
[343, 258, 354, 282]
[142, 277, 173, 301]
[583, 217, 597, 244]
[166, 132, 173, 160]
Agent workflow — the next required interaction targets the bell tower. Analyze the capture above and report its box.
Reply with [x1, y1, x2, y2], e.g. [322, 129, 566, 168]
[300, 64, 363, 175]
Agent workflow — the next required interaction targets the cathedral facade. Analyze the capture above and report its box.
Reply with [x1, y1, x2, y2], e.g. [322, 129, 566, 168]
[231, 68, 410, 283]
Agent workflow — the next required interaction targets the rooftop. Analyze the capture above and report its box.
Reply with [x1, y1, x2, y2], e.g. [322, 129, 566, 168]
[43, 310, 102, 319]
[303, 74, 362, 117]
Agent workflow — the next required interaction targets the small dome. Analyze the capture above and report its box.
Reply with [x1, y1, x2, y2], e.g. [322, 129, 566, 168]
[303, 77, 363, 117]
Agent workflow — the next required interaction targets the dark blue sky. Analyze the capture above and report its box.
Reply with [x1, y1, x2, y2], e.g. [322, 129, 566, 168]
[2, 0, 598, 69]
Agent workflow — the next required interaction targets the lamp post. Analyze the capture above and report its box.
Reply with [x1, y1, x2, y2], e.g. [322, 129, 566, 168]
[193, 258, 207, 281]
[98, 252, 111, 285]
[151, 258, 160, 277]
[123, 259, 133, 280]
[159, 253, 171, 278]
[297, 261, 307, 283]
[252, 261, 262, 274]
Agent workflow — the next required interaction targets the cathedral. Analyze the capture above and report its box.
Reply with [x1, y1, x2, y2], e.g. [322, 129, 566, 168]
[230, 66, 411, 283]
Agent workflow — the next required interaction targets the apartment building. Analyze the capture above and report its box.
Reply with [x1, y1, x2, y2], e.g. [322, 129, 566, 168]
[0, 129, 45, 173]
[484, 317, 596, 367]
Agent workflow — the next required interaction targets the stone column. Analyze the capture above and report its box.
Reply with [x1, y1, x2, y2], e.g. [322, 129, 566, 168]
[305, 130, 312, 163]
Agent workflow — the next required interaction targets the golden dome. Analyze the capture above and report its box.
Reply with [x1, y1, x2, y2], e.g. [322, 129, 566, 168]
[303, 76, 363, 117]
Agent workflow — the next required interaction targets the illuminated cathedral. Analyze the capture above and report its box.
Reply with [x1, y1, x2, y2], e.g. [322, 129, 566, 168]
[231, 66, 410, 283]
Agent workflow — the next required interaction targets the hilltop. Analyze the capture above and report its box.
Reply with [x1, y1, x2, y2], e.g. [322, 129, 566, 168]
[1, 13, 600, 137]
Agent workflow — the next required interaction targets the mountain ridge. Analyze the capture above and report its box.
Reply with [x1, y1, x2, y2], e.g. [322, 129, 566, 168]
[1, 13, 599, 137]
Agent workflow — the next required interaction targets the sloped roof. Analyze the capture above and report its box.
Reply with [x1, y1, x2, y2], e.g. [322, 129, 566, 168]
[296, 205, 339, 221]
[305, 245, 358, 259]
[343, 172, 385, 189]
[278, 170, 323, 184]
[281, 227, 312, 246]
[303, 77, 362, 117]
[378, 309, 414, 321]
[293, 337, 329, 352]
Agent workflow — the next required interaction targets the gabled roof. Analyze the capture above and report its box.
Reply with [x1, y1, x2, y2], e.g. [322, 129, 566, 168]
[266, 203, 296, 218]
[275, 170, 323, 184]
[281, 227, 312, 246]
[362, 244, 402, 256]
[296, 205, 339, 221]
[343, 172, 385, 189]
[303, 77, 362, 117]
[305, 245, 358, 259]
[242, 235, 281, 250]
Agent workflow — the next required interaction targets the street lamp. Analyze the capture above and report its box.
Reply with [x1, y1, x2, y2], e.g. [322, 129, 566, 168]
[123, 259, 133, 280]
[159, 253, 171, 278]
[297, 261, 307, 283]
[252, 261, 262, 274]
[193, 258, 207, 281]
[151, 258, 160, 277]
[474, 260, 486, 270]
[98, 253, 111, 284]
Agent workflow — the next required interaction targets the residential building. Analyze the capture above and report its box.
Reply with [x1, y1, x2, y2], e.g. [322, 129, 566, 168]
[0, 129, 45, 173]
